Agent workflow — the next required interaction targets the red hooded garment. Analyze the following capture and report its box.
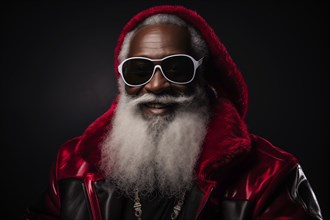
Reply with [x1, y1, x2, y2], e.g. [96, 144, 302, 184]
[25, 5, 323, 220]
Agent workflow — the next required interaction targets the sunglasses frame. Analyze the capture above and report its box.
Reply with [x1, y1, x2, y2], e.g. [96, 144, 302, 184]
[118, 54, 203, 87]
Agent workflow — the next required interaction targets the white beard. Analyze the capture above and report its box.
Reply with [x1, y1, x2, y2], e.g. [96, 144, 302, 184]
[100, 87, 210, 197]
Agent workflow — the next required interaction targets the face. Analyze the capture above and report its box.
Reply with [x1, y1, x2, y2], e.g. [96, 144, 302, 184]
[125, 24, 200, 117]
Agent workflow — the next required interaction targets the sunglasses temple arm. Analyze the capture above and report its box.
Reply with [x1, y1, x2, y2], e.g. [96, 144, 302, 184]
[197, 57, 204, 67]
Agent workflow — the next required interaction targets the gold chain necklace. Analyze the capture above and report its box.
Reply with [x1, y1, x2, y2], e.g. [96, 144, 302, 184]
[133, 190, 186, 220]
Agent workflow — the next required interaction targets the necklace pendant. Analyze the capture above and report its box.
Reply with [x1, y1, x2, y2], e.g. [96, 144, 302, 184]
[134, 205, 142, 219]
[134, 190, 142, 220]
[171, 208, 180, 220]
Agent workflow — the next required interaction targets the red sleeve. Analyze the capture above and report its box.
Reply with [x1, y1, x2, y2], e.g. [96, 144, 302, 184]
[254, 165, 323, 220]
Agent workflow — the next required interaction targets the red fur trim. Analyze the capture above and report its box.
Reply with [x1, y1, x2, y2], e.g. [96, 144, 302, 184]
[114, 5, 248, 118]
[196, 98, 251, 181]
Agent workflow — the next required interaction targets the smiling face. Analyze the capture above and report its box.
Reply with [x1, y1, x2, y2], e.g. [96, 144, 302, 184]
[125, 24, 200, 117]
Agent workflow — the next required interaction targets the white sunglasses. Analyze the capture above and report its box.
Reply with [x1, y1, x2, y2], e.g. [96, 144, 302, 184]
[118, 54, 203, 87]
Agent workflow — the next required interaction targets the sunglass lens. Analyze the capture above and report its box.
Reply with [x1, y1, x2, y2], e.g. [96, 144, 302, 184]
[122, 59, 154, 85]
[162, 56, 194, 83]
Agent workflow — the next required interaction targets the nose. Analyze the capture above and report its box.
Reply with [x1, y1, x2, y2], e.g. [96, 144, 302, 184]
[144, 67, 170, 94]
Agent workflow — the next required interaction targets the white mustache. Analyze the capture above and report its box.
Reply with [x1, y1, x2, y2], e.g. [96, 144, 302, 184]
[129, 93, 194, 106]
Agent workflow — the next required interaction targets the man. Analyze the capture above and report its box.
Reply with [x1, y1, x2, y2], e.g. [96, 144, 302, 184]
[25, 5, 323, 220]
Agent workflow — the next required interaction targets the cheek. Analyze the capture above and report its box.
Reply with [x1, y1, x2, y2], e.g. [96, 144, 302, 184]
[174, 78, 203, 95]
[172, 84, 194, 95]
[125, 85, 142, 95]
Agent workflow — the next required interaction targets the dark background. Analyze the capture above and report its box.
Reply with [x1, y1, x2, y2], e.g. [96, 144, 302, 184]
[1, 1, 328, 219]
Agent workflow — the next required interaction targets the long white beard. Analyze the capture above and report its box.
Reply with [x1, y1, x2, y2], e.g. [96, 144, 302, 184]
[100, 87, 210, 197]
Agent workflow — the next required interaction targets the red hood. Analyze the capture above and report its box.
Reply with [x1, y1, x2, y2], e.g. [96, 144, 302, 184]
[114, 5, 248, 118]
[67, 5, 252, 184]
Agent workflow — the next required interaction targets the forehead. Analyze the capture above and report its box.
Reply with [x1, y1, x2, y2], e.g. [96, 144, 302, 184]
[128, 24, 191, 58]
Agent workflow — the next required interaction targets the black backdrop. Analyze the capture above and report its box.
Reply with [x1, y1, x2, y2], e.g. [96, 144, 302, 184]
[1, 1, 328, 219]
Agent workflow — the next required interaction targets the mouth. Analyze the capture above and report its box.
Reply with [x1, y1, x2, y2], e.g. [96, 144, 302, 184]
[141, 102, 177, 116]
